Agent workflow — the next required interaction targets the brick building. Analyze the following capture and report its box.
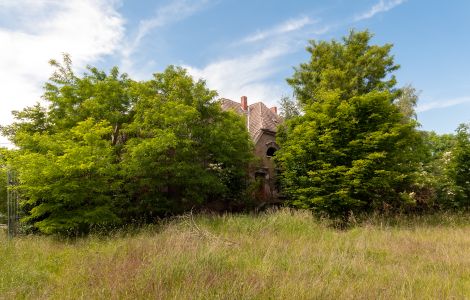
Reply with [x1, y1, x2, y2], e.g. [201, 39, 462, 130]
[220, 96, 283, 202]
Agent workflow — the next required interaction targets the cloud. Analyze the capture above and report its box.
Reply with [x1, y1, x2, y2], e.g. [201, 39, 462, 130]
[185, 15, 330, 106]
[355, 0, 406, 21]
[417, 97, 470, 113]
[240, 16, 317, 44]
[121, 0, 213, 71]
[184, 43, 293, 106]
[184, 13, 332, 105]
[0, 0, 124, 146]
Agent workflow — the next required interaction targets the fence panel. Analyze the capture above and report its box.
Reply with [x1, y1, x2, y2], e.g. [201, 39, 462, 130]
[7, 170, 19, 238]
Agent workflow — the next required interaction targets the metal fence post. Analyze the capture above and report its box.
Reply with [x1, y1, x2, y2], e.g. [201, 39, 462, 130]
[7, 169, 18, 239]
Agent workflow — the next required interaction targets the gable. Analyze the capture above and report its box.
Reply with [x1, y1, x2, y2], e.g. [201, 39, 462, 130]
[219, 96, 283, 143]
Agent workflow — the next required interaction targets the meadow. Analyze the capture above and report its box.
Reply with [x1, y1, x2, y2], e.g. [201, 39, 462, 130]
[1, 209, 469, 299]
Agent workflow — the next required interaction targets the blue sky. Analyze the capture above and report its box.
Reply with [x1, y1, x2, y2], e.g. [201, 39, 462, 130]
[1, 0, 469, 146]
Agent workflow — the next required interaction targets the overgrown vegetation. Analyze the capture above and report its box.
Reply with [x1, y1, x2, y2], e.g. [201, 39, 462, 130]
[276, 31, 423, 217]
[0, 59, 253, 234]
[0, 149, 7, 224]
[1, 30, 469, 234]
[449, 124, 470, 207]
[1, 209, 469, 299]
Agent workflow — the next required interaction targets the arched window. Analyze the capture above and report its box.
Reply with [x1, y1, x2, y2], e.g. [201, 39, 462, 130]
[266, 147, 277, 157]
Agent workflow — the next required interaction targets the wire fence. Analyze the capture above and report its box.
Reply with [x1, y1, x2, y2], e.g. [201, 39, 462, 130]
[7, 169, 19, 238]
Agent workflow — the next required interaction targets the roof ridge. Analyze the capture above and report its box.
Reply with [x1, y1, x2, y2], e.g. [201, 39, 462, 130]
[219, 98, 282, 140]
[220, 98, 239, 104]
[248, 101, 264, 107]
[259, 102, 265, 129]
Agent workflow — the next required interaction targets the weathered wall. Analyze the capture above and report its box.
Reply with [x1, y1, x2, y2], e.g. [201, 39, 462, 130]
[253, 131, 279, 202]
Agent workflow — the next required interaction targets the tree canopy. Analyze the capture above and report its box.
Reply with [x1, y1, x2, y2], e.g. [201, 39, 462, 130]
[1, 32, 467, 233]
[120, 66, 253, 221]
[287, 31, 399, 106]
[448, 124, 470, 207]
[1, 56, 253, 234]
[278, 96, 301, 120]
[276, 30, 422, 218]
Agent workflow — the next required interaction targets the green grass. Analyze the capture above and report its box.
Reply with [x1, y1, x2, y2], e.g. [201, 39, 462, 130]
[1, 209, 469, 299]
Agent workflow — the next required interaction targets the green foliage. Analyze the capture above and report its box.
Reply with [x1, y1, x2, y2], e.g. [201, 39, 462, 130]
[287, 30, 399, 106]
[278, 96, 300, 120]
[1, 56, 253, 234]
[11, 119, 119, 234]
[0, 149, 7, 223]
[277, 31, 422, 218]
[411, 131, 456, 208]
[414, 127, 470, 210]
[423, 131, 456, 159]
[447, 124, 470, 208]
[4, 57, 134, 150]
[1, 55, 132, 234]
[394, 84, 419, 121]
[121, 66, 253, 220]
[0, 148, 16, 224]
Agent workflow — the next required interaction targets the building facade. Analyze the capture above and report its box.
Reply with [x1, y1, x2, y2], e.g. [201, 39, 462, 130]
[220, 96, 283, 202]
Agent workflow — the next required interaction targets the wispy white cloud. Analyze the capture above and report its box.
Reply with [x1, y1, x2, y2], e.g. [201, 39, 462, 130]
[184, 43, 293, 105]
[417, 97, 470, 112]
[355, 0, 406, 21]
[185, 14, 330, 106]
[0, 0, 124, 146]
[121, 0, 212, 72]
[240, 16, 318, 44]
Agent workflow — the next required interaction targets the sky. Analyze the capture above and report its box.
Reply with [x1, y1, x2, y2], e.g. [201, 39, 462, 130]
[1, 0, 469, 146]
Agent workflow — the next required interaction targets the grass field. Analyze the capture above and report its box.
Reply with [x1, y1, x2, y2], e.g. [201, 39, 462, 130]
[1, 209, 469, 299]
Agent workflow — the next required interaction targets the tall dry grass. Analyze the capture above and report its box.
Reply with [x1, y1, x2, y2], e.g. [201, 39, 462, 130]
[1, 209, 469, 299]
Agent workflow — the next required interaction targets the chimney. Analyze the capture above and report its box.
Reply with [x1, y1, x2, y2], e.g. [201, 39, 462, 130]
[270, 106, 277, 115]
[241, 96, 248, 111]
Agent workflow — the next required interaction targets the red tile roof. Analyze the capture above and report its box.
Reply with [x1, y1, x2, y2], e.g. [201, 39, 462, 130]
[220, 98, 283, 143]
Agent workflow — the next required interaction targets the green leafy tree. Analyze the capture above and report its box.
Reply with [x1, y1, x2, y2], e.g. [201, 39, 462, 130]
[394, 84, 419, 121]
[423, 131, 456, 159]
[278, 96, 300, 120]
[287, 30, 399, 106]
[121, 66, 253, 220]
[2, 54, 134, 149]
[447, 124, 470, 208]
[276, 31, 422, 218]
[0, 55, 132, 234]
[415, 127, 470, 210]
[412, 131, 456, 208]
[2, 57, 254, 233]
[11, 119, 119, 234]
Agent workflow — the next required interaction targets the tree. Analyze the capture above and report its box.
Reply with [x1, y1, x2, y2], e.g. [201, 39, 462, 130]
[394, 84, 419, 121]
[447, 124, 470, 208]
[276, 31, 422, 218]
[287, 31, 399, 106]
[121, 66, 253, 220]
[278, 96, 300, 120]
[2, 54, 134, 149]
[1, 57, 254, 233]
[1, 55, 132, 234]
[411, 131, 456, 208]
[12, 119, 119, 234]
